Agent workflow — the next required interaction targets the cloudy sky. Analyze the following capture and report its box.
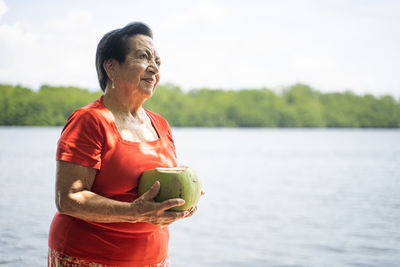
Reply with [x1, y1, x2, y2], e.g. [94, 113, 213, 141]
[0, 0, 399, 96]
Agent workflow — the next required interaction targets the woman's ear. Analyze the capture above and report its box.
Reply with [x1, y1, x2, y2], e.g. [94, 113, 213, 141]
[103, 59, 117, 80]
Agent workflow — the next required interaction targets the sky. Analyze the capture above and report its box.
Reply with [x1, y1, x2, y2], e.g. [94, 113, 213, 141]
[0, 0, 399, 97]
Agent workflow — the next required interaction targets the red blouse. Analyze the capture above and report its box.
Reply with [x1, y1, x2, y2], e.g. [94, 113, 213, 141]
[48, 96, 177, 266]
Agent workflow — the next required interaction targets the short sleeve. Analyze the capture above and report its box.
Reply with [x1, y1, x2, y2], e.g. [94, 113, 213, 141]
[56, 109, 104, 169]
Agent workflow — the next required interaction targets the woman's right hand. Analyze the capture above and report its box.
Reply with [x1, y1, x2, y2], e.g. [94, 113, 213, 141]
[129, 181, 189, 226]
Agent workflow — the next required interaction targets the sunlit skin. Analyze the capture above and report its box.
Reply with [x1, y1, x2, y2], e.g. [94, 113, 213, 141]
[104, 34, 161, 115]
[102, 34, 161, 142]
[55, 34, 204, 226]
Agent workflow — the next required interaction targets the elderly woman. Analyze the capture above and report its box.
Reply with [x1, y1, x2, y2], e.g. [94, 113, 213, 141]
[48, 22, 198, 267]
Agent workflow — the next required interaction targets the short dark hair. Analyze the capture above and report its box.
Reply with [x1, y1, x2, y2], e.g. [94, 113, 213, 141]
[95, 22, 153, 91]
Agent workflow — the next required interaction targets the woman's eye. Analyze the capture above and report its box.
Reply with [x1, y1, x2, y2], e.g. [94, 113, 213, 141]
[139, 54, 148, 59]
[156, 61, 161, 66]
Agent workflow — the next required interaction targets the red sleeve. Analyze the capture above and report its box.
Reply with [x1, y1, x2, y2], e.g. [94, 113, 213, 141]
[56, 109, 103, 169]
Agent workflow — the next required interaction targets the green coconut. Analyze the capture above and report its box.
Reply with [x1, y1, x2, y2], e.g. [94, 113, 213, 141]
[138, 166, 202, 211]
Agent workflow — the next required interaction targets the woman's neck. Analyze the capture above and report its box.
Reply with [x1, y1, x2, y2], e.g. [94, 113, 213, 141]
[103, 87, 147, 117]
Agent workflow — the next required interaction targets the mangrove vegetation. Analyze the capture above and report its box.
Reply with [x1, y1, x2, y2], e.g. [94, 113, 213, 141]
[1, 83, 399, 127]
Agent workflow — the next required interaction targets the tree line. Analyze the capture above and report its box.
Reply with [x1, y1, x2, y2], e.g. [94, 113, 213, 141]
[1, 83, 399, 127]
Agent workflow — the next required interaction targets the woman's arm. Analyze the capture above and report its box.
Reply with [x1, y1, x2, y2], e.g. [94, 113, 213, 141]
[55, 160, 189, 225]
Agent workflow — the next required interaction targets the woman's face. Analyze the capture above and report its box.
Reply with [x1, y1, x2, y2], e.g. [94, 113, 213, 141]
[114, 34, 161, 98]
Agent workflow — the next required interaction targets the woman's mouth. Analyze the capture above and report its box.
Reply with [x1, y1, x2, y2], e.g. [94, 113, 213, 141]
[142, 78, 155, 84]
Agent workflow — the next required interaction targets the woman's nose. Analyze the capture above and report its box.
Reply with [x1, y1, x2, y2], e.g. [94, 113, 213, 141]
[147, 60, 159, 74]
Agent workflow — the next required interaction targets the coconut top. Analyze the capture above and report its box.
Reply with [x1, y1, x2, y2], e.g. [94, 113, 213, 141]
[155, 166, 187, 173]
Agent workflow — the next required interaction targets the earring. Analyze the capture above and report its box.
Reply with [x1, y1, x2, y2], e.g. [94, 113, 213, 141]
[111, 79, 115, 89]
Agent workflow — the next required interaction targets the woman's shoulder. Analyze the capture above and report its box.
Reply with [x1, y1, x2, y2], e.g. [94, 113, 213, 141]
[60, 97, 111, 140]
[61, 97, 116, 137]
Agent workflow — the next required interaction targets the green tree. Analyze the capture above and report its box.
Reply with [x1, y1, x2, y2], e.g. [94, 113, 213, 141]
[1, 83, 399, 128]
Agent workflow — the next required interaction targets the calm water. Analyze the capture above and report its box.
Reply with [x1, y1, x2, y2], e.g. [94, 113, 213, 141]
[0, 127, 399, 267]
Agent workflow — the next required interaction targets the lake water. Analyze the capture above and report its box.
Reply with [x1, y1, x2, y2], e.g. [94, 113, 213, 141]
[0, 127, 399, 267]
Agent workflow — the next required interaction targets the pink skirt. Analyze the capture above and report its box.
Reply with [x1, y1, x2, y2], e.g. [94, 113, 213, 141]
[48, 248, 169, 267]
